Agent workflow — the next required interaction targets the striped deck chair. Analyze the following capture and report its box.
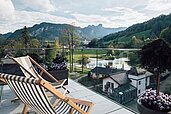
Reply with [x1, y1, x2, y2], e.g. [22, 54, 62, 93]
[6, 55, 69, 94]
[0, 73, 93, 114]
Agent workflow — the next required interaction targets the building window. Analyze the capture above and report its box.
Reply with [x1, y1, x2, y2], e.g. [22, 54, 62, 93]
[139, 81, 141, 85]
[145, 77, 148, 86]
[111, 83, 114, 88]
[138, 89, 141, 94]
[105, 82, 110, 92]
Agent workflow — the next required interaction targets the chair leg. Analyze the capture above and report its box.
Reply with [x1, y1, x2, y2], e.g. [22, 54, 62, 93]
[0, 85, 3, 105]
[22, 104, 28, 114]
[69, 108, 74, 114]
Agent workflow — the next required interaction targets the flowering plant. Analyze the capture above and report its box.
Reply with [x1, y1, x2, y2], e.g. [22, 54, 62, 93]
[50, 53, 67, 70]
[51, 62, 67, 70]
[139, 88, 171, 112]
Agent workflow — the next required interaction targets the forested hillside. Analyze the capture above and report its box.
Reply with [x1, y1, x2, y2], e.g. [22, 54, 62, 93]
[98, 13, 171, 48]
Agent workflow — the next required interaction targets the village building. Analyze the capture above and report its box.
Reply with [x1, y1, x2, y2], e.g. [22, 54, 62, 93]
[127, 67, 153, 96]
[90, 67, 153, 104]
[103, 72, 129, 93]
[90, 67, 123, 78]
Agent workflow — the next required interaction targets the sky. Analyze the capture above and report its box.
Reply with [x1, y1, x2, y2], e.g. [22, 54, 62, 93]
[0, 0, 171, 34]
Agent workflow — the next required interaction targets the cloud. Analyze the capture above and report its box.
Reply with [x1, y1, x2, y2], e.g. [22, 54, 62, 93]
[108, 7, 147, 22]
[145, 0, 171, 12]
[0, 0, 171, 34]
[0, 9, 75, 33]
[0, 1, 79, 33]
[0, 0, 15, 17]
[12, 0, 55, 12]
[72, 7, 148, 28]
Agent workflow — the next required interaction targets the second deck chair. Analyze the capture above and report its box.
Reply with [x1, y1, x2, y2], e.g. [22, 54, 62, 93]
[6, 55, 69, 94]
[0, 73, 93, 114]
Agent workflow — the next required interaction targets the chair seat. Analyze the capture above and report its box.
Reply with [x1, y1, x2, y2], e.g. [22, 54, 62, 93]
[55, 101, 71, 114]
[8, 55, 69, 95]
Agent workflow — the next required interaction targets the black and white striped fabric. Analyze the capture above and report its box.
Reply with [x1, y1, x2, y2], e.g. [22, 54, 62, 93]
[13, 56, 38, 78]
[72, 103, 89, 114]
[0, 73, 90, 114]
[0, 73, 56, 114]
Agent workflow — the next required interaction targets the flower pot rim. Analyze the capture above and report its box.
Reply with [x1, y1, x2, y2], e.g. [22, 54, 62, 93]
[137, 99, 170, 114]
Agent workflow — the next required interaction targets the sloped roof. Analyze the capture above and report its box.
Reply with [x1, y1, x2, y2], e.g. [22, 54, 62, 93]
[127, 67, 153, 76]
[145, 71, 153, 76]
[90, 67, 123, 75]
[110, 72, 129, 85]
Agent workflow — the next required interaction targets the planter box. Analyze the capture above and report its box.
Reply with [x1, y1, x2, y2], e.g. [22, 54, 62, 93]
[0, 64, 24, 76]
[0, 62, 68, 85]
[42, 69, 68, 85]
[137, 99, 170, 114]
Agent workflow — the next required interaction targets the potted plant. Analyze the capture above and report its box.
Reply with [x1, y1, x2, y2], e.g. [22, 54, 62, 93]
[137, 39, 171, 114]
[137, 89, 171, 114]
[43, 52, 68, 85]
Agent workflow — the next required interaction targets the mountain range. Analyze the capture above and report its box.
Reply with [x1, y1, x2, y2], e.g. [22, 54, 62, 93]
[1, 23, 126, 40]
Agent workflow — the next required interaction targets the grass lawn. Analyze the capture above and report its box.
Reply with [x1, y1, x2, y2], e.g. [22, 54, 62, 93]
[75, 66, 90, 74]
[68, 65, 91, 79]
[66, 53, 105, 63]
[64, 49, 108, 63]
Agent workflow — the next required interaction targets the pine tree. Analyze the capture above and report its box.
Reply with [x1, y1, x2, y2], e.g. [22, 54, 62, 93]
[22, 26, 30, 53]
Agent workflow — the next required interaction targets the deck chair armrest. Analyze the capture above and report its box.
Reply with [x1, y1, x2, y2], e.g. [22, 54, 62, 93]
[68, 98, 94, 108]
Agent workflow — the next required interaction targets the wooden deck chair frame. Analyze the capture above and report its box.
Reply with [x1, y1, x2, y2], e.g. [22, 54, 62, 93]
[6, 55, 69, 94]
[0, 73, 93, 114]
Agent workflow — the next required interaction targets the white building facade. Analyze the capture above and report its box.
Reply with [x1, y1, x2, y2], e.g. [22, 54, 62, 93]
[128, 69, 152, 96]
[102, 72, 128, 94]
[102, 67, 152, 96]
[103, 78, 119, 94]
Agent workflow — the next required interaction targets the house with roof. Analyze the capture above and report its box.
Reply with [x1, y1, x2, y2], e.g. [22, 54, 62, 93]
[127, 67, 153, 96]
[103, 72, 129, 93]
[101, 70, 137, 104]
[90, 67, 123, 79]
[99, 67, 153, 96]
[90, 67, 153, 104]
